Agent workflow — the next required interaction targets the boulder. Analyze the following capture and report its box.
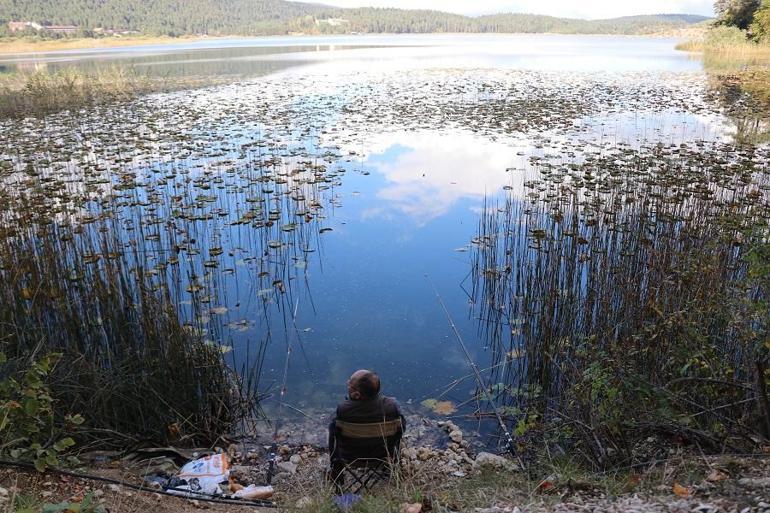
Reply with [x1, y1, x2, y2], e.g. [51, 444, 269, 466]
[277, 461, 297, 474]
[473, 452, 515, 470]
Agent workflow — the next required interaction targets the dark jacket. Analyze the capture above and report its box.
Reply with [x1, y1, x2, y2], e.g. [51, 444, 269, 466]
[335, 394, 404, 424]
[328, 394, 406, 463]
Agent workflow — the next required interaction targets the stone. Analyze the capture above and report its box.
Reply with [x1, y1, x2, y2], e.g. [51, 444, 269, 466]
[452, 471, 466, 477]
[473, 452, 514, 470]
[449, 430, 463, 443]
[277, 461, 297, 474]
[92, 489, 104, 498]
[272, 472, 291, 484]
[289, 454, 302, 465]
[738, 477, 770, 488]
[296, 496, 312, 508]
[108, 484, 121, 492]
[0, 487, 8, 497]
[230, 465, 254, 481]
[417, 447, 434, 461]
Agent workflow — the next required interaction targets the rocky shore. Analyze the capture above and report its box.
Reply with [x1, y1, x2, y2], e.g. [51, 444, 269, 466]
[1, 417, 769, 513]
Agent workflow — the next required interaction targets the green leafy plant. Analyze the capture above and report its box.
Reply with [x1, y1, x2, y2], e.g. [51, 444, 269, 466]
[42, 492, 106, 513]
[0, 352, 83, 471]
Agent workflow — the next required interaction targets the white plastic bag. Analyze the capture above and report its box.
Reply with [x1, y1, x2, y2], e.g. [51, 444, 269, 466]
[169, 453, 230, 496]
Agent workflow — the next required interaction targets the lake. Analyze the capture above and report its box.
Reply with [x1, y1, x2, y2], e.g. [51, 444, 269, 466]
[1, 34, 766, 448]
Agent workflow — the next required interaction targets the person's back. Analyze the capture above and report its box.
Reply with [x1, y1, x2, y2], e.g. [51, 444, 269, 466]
[328, 370, 406, 464]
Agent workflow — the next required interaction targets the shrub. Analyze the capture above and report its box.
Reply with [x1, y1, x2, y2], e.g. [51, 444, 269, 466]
[0, 352, 83, 471]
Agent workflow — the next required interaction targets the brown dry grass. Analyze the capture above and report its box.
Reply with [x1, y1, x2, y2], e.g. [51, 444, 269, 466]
[0, 35, 234, 55]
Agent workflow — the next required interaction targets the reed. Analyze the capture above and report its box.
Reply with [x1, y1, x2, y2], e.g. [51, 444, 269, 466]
[0, 115, 330, 446]
[470, 141, 770, 466]
[0, 68, 224, 118]
[0, 213, 254, 446]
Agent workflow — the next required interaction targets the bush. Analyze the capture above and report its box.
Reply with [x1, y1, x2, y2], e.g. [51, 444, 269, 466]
[706, 25, 753, 47]
[751, 0, 770, 41]
[0, 352, 83, 471]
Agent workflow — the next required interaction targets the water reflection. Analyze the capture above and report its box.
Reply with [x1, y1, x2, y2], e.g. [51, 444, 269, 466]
[358, 131, 528, 222]
[3, 34, 766, 448]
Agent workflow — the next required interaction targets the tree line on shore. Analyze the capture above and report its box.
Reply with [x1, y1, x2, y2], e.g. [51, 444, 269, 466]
[0, 0, 710, 38]
[715, 0, 770, 40]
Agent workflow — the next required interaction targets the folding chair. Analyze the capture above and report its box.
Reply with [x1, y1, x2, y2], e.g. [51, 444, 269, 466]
[329, 418, 403, 494]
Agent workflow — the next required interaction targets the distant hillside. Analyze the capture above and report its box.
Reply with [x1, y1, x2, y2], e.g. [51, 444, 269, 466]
[0, 0, 711, 37]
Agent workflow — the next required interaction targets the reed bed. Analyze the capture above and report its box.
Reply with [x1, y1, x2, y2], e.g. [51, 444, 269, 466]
[0, 68, 224, 118]
[0, 104, 334, 445]
[470, 141, 770, 466]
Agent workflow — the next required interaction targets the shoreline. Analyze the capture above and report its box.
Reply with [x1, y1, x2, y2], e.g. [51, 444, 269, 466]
[0, 35, 236, 55]
[0, 31, 690, 56]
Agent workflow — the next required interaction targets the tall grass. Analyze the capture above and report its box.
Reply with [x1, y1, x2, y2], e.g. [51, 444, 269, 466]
[676, 26, 770, 71]
[0, 68, 223, 118]
[0, 115, 330, 446]
[0, 213, 255, 446]
[470, 143, 770, 466]
[0, 68, 148, 118]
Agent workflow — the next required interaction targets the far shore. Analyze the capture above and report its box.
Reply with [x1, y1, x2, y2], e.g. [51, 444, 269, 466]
[0, 34, 240, 54]
[0, 30, 698, 56]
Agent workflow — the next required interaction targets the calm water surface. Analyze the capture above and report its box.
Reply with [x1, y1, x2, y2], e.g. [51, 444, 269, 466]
[2, 35, 742, 443]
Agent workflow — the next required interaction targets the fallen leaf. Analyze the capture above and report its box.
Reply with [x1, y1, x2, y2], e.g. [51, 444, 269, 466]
[536, 479, 556, 493]
[706, 470, 728, 483]
[421, 398, 457, 415]
[627, 474, 641, 487]
[400, 503, 422, 513]
[673, 482, 692, 497]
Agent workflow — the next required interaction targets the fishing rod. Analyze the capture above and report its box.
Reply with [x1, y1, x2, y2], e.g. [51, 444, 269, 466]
[266, 297, 299, 485]
[425, 273, 520, 462]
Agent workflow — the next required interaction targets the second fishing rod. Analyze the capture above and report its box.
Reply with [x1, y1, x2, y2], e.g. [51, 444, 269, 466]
[425, 273, 524, 469]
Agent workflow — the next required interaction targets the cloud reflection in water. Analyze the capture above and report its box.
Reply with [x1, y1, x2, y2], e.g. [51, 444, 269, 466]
[358, 130, 530, 223]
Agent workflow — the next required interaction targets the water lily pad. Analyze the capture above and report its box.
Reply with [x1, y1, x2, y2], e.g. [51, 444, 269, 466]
[421, 398, 457, 415]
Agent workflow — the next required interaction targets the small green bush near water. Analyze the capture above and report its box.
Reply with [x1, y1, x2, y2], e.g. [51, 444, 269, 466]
[0, 352, 83, 471]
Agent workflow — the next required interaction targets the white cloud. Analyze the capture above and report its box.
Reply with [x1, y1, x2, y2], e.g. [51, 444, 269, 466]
[315, 0, 715, 19]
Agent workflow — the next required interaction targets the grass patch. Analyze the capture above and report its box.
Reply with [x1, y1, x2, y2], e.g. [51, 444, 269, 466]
[0, 67, 224, 118]
[676, 25, 770, 71]
[0, 35, 228, 55]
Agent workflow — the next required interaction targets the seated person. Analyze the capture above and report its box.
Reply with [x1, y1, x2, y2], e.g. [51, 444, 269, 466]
[328, 369, 406, 467]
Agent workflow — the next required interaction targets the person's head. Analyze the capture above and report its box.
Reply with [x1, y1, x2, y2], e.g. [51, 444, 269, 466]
[347, 369, 380, 401]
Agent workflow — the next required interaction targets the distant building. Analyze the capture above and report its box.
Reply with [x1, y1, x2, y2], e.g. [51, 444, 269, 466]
[315, 18, 350, 27]
[43, 25, 79, 35]
[8, 21, 43, 32]
[7, 21, 78, 34]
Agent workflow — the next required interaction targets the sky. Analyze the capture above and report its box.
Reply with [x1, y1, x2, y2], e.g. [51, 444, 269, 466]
[315, 0, 715, 19]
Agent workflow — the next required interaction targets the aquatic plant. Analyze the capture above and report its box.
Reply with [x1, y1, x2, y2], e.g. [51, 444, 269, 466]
[0, 67, 227, 119]
[470, 140, 770, 466]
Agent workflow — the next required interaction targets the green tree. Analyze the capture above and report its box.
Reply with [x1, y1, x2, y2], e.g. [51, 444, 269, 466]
[715, 0, 761, 29]
[750, 0, 770, 40]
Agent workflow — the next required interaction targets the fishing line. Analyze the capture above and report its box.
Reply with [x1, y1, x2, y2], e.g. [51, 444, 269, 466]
[266, 296, 299, 485]
[425, 273, 522, 464]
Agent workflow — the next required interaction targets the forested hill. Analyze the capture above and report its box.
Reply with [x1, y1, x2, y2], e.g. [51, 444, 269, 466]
[0, 0, 711, 36]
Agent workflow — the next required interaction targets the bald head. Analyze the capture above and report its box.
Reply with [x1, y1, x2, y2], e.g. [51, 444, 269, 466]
[348, 369, 380, 400]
